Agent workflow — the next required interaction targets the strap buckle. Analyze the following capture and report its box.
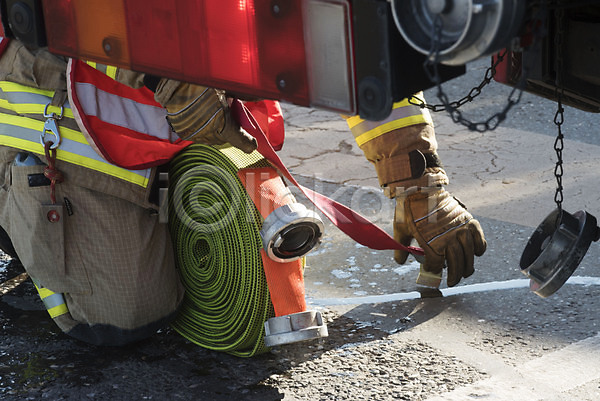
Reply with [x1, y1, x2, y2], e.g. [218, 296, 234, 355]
[40, 103, 64, 150]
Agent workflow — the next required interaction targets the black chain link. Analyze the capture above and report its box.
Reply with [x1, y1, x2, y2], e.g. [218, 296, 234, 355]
[411, 2, 556, 133]
[553, 8, 566, 213]
[408, 50, 507, 114]
[410, 1, 575, 212]
[553, 99, 565, 211]
[414, 16, 526, 133]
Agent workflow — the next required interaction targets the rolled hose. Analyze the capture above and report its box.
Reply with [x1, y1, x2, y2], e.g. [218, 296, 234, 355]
[168, 144, 274, 357]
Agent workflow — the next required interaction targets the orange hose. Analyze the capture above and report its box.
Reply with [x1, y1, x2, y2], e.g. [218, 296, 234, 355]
[238, 167, 307, 317]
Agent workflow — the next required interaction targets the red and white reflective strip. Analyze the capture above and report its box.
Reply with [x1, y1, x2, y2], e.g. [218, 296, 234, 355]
[67, 59, 191, 170]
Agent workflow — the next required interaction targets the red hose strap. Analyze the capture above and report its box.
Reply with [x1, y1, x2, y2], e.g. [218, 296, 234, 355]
[43, 141, 64, 205]
[231, 99, 425, 257]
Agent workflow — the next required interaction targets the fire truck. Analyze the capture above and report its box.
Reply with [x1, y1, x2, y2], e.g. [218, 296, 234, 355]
[1, 0, 597, 121]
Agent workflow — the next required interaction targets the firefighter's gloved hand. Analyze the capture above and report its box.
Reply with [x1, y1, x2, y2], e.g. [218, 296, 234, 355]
[162, 82, 257, 153]
[394, 187, 487, 287]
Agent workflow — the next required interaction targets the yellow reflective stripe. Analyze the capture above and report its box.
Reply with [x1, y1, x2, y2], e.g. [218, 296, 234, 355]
[0, 81, 152, 188]
[346, 97, 430, 128]
[345, 92, 432, 146]
[47, 303, 69, 318]
[106, 65, 118, 79]
[346, 92, 429, 128]
[2, 113, 90, 145]
[34, 284, 69, 319]
[354, 115, 433, 147]
[0, 82, 76, 118]
[0, 98, 75, 119]
[344, 115, 360, 129]
[0, 81, 55, 97]
[0, 134, 149, 187]
[59, 148, 150, 187]
[85, 61, 117, 79]
[0, 136, 43, 154]
[37, 286, 54, 298]
[0, 114, 150, 187]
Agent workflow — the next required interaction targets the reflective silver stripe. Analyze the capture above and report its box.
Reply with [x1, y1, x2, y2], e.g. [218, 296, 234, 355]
[0, 82, 153, 187]
[0, 87, 70, 109]
[90, 63, 107, 74]
[414, 197, 455, 223]
[1, 121, 114, 163]
[41, 292, 66, 310]
[0, 86, 75, 120]
[75, 82, 171, 140]
[167, 87, 210, 116]
[427, 219, 471, 245]
[0, 118, 152, 186]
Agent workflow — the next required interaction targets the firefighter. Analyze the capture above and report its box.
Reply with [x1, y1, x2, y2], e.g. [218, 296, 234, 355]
[0, 39, 255, 345]
[0, 37, 483, 347]
[344, 97, 487, 287]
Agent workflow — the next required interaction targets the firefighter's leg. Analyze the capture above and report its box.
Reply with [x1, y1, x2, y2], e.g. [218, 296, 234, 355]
[56, 179, 183, 346]
[346, 97, 486, 287]
[0, 146, 19, 259]
[7, 158, 183, 346]
[52, 189, 184, 346]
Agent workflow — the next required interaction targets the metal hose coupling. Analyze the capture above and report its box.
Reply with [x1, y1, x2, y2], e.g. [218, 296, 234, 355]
[260, 201, 324, 263]
[391, 0, 526, 65]
[240, 166, 324, 263]
[264, 310, 328, 347]
[520, 209, 600, 298]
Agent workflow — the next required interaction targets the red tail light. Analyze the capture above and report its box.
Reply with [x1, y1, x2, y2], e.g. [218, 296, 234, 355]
[41, 0, 355, 113]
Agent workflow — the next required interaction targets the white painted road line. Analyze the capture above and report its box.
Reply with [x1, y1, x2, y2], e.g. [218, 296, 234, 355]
[308, 276, 600, 306]
[425, 332, 600, 401]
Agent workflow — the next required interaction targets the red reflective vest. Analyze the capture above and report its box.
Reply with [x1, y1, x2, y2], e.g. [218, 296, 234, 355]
[67, 59, 284, 170]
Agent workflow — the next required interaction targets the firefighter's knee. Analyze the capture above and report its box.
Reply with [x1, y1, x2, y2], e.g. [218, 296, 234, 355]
[35, 279, 184, 346]
[56, 309, 180, 346]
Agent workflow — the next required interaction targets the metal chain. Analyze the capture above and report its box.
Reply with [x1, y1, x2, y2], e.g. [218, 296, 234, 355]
[414, 1, 554, 133]
[408, 50, 508, 114]
[553, 99, 565, 212]
[417, 16, 525, 133]
[553, 8, 566, 213]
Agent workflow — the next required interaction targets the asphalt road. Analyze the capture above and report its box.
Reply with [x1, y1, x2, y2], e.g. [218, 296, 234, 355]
[2, 58, 600, 400]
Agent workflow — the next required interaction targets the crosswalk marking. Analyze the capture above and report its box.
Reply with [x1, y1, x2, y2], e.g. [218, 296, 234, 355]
[426, 332, 600, 400]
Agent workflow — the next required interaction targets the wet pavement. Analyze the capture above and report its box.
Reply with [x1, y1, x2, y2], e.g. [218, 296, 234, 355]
[3, 59, 600, 400]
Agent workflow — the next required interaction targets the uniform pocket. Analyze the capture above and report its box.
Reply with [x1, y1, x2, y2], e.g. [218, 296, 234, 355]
[8, 163, 91, 294]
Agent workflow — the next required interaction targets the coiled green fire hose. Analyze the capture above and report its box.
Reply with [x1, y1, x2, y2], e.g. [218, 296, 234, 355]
[168, 144, 275, 357]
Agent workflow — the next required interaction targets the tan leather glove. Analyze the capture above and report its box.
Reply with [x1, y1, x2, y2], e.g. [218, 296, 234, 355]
[394, 187, 487, 287]
[346, 98, 486, 287]
[158, 81, 257, 153]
